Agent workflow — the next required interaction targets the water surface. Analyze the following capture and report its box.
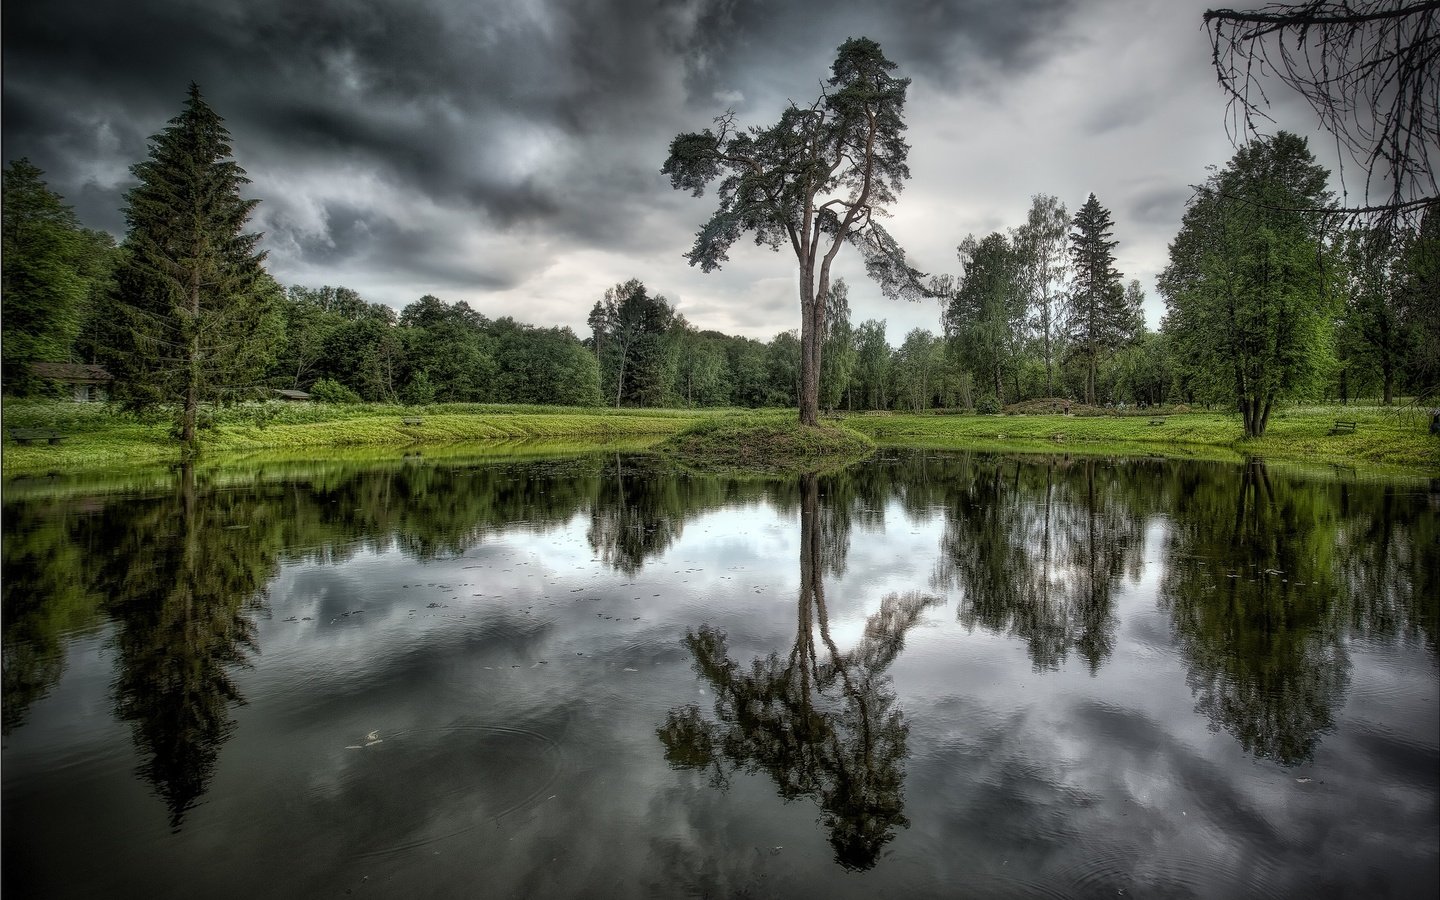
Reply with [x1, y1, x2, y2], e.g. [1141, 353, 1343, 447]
[3, 450, 1436, 897]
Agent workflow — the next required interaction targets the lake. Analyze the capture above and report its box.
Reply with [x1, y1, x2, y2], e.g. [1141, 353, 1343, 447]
[3, 449, 1436, 898]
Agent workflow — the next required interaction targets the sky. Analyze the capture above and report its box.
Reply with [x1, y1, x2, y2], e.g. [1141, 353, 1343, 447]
[1, 0, 1338, 344]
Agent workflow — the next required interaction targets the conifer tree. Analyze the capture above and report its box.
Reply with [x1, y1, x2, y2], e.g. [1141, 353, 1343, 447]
[105, 84, 278, 449]
[1067, 194, 1128, 405]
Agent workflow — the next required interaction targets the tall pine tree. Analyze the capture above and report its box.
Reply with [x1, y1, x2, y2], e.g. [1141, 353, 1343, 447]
[105, 85, 277, 449]
[1066, 193, 1128, 405]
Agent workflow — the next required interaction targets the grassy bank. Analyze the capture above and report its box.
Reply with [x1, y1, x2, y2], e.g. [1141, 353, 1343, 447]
[2, 399, 1434, 477]
[660, 412, 875, 474]
[844, 405, 1438, 472]
[0, 399, 707, 477]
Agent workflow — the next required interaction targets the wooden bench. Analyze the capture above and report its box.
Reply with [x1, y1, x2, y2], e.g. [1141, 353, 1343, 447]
[401, 417, 423, 426]
[7, 428, 65, 445]
[1148, 417, 1167, 426]
[1329, 420, 1357, 435]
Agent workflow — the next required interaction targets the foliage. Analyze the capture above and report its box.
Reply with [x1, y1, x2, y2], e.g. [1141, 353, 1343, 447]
[490, 318, 602, 407]
[1, 159, 116, 394]
[1067, 193, 1137, 405]
[1014, 194, 1071, 396]
[819, 279, 858, 410]
[663, 37, 927, 425]
[947, 232, 1026, 403]
[1160, 132, 1337, 437]
[590, 279, 676, 407]
[308, 377, 361, 404]
[101, 85, 279, 448]
[892, 328, 944, 412]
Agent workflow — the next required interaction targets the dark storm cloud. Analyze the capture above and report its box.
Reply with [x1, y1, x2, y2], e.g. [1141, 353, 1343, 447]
[3, 0, 1081, 239]
[679, 0, 1080, 100]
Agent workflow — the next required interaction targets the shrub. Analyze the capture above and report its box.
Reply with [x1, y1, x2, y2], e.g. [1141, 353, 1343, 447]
[309, 378, 362, 404]
[976, 395, 1001, 415]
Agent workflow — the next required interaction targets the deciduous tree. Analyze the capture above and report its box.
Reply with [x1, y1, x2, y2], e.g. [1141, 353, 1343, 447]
[1160, 132, 1336, 436]
[2, 159, 116, 393]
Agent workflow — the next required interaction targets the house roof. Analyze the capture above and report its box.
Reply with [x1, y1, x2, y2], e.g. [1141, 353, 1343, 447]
[30, 362, 113, 382]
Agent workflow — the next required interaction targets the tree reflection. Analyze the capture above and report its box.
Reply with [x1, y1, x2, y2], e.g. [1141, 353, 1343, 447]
[1160, 459, 1350, 766]
[933, 456, 1141, 672]
[658, 473, 937, 870]
[1, 498, 104, 734]
[94, 465, 273, 828]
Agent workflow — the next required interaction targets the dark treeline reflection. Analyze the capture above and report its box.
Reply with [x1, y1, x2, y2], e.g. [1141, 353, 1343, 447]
[659, 474, 939, 870]
[3, 451, 1436, 822]
[1159, 460, 1439, 765]
[931, 455, 1152, 672]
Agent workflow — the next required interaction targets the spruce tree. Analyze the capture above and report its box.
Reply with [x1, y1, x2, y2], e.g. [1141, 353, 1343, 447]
[105, 84, 277, 449]
[1067, 193, 1127, 405]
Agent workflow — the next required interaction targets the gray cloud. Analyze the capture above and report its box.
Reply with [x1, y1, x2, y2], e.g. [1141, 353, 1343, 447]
[4, 0, 1342, 336]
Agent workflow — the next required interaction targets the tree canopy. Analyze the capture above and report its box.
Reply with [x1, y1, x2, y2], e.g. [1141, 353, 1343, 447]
[662, 37, 927, 426]
[1160, 132, 1337, 436]
[103, 85, 278, 447]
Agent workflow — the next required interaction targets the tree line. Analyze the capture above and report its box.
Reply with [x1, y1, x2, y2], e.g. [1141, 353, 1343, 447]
[3, 84, 1436, 443]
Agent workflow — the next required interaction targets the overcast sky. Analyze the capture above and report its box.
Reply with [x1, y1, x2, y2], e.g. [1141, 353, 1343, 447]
[2, 0, 1336, 344]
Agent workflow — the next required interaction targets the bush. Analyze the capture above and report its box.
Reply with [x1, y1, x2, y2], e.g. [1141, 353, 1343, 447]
[401, 372, 436, 406]
[976, 395, 1001, 415]
[309, 378, 362, 404]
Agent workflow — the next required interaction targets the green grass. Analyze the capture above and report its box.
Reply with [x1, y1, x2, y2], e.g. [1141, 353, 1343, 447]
[844, 404, 1438, 472]
[659, 412, 876, 474]
[1, 399, 711, 477]
[2, 399, 1434, 477]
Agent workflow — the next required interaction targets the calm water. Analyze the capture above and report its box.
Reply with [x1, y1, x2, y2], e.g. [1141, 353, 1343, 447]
[2, 450, 1437, 898]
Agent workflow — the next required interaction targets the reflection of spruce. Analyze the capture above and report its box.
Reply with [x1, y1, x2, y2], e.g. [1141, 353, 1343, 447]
[101, 466, 271, 828]
[658, 472, 937, 870]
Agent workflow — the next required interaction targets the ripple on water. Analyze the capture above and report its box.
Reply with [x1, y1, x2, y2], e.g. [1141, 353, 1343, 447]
[345, 724, 563, 858]
[1053, 844, 1288, 899]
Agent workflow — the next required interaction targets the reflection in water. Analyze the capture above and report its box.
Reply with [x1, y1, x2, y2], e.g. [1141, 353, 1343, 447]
[1, 496, 104, 734]
[1160, 459, 1353, 766]
[97, 465, 273, 827]
[2, 450, 1435, 844]
[932, 456, 1144, 672]
[658, 474, 939, 870]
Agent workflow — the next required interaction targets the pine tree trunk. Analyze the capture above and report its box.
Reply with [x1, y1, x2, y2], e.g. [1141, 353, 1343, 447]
[798, 275, 822, 427]
[182, 271, 200, 451]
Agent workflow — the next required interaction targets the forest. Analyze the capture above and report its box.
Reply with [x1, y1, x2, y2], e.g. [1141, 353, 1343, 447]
[6, 146, 1436, 417]
[3, 11, 1438, 450]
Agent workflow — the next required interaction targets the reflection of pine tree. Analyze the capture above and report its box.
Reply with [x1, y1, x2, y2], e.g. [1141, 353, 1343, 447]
[658, 474, 937, 870]
[98, 466, 272, 828]
[1160, 460, 1350, 766]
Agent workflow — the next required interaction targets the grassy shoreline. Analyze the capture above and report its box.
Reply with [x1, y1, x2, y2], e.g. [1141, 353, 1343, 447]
[2, 399, 1435, 478]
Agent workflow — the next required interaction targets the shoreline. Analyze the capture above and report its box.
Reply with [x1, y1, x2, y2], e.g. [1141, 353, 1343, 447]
[2, 401, 1434, 480]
